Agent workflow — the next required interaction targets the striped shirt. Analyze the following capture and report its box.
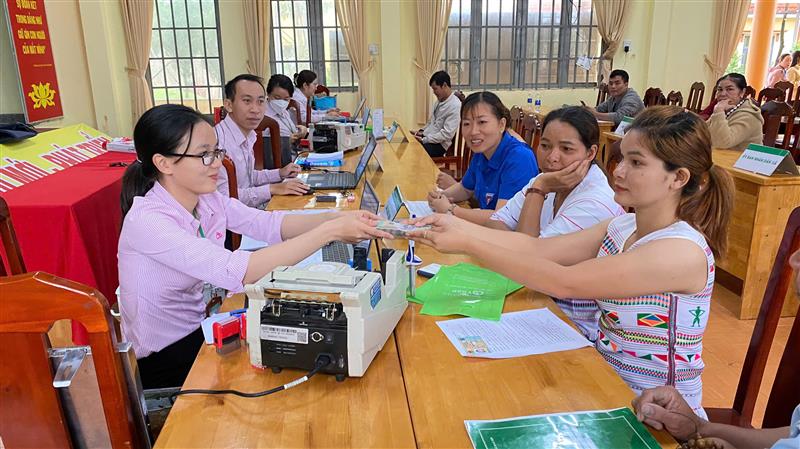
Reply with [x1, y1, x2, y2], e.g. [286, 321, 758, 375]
[215, 115, 282, 207]
[594, 214, 714, 417]
[118, 181, 286, 357]
[491, 164, 625, 340]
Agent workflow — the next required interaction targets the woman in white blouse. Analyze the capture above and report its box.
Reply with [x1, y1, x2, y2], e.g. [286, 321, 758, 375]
[292, 70, 340, 125]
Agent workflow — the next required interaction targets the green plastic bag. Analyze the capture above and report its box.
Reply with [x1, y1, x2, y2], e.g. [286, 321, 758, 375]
[410, 263, 522, 321]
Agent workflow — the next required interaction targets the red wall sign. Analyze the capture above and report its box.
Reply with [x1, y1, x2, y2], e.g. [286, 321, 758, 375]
[5, 0, 63, 123]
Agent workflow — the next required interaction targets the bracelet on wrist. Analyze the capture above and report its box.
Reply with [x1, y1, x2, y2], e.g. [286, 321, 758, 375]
[447, 204, 457, 215]
[525, 186, 547, 197]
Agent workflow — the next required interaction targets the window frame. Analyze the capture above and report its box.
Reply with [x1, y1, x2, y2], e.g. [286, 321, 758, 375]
[147, 0, 226, 116]
[269, 0, 358, 92]
[443, 0, 599, 90]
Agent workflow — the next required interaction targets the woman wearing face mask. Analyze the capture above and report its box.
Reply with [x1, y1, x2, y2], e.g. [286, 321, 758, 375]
[487, 107, 626, 339]
[411, 106, 735, 417]
[118, 104, 389, 389]
[292, 70, 340, 124]
[264, 74, 307, 165]
[706, 73, 763, 151]
[427, 91, 539, 225]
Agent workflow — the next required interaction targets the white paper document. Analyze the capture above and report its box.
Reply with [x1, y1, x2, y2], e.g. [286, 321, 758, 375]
[405, 200, 434, 218]
[436, 308, 592, 358]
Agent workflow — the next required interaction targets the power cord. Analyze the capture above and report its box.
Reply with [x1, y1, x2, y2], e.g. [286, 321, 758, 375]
[171, 354, 333, 399]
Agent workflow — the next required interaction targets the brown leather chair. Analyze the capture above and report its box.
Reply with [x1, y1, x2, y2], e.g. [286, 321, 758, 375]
[705, 206, 800, 428]
[0, 272, 147, 448]
[596, 82, 609, 106]
[686, 82, 705, 113]
[774, 80, 794, 102]
[643, 87, 667, 107]
[666, 90, 683, 107]
[761, 100, 794, 147]
[0, 196, 25, 276]
[221, 156, 241, 250]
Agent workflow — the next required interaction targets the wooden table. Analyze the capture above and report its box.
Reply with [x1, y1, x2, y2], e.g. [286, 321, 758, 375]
[600, 131, 800, 319]
[155, 127, 674, 448]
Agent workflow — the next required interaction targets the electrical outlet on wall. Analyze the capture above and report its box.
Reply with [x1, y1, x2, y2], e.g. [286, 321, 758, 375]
[623, 40, 632, 53]
[368, 44, 379, 56]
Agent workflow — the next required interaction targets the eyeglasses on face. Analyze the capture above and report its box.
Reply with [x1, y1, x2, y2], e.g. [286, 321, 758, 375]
[164, 148, 227, 166]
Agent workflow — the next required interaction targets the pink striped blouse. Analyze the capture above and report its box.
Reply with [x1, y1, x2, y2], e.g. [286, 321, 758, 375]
[118, 181, 285, 357]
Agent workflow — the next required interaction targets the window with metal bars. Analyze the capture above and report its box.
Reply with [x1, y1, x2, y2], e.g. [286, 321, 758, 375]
[270, 0, 357, 92]
[443, 0, 600, 90]
[147, 0, 225, 115]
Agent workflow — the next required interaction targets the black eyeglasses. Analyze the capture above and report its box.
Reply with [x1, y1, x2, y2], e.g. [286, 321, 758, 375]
[164, 148, 226, 166]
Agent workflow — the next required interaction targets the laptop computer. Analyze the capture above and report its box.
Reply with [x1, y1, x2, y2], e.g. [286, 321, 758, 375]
[301, 136, 376, 189]
[381, 185, 434, 220]
[321, 180, 380, 264]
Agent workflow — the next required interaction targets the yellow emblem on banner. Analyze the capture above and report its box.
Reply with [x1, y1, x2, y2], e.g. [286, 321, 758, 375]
[28, 82, 56, 109]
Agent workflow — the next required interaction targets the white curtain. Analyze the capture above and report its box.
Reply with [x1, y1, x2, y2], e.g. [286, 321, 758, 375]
[243, 0, 271, 79]
[120, 0, 155, 124]
[414, 0, 452, 125]
[704, 0, 750, 82]
[592, 0, 630, 83]
[335, 1, 373, 103]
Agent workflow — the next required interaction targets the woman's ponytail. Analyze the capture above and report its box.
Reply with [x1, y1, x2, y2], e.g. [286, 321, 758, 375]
[678, 164, 734, 258]
[120, 160, 155, 218]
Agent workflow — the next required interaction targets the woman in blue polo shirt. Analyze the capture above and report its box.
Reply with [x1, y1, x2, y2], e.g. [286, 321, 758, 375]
[428, 91, 538, 224]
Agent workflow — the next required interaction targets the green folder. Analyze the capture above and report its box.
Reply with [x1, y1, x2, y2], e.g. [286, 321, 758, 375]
[409, 263, 522, 321]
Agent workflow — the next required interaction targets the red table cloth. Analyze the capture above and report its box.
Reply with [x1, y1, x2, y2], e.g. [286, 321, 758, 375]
[3, 151, 136, 343]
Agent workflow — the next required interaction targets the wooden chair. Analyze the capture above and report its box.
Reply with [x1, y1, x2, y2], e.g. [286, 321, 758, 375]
[774, 80, 794, 102]
[314, 84, 330, 96]
[761, 101, 794, 147]
[288, 98, 303, 126]
[596, 82, 609, 106]
[454, 90, 466, 102]
[781, 112, 800, 164]
[0, 272, 146, 448]
[213, 106, 225, 124]
[686, 82, 705, 113]
[0, 196, 25, 276]
[221, 157, 241, 250]
[520, 113, 541, 154]
[666, 91, 683, 107]
[432, 127, 468, 180]
[257, 116, 282, 170]
[643, 87, 667, 107]
[509, 106, 524, 135]
[705, 206, 800, 428]
[744, 85, 757, 100]
[758, 87, 785, 104]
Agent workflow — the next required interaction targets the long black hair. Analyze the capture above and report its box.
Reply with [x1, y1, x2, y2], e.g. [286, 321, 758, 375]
[294, 70, 317, 89]
[120, 104, 207, 218]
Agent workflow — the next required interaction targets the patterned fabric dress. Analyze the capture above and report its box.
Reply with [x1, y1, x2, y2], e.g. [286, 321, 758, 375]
[594, 214, 714, 417]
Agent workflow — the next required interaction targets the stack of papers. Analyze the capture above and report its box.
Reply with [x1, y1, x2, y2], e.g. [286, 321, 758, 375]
[104, 137, 135, 153]
[436, 308, 591, 358]
[465, 407, 660, 449]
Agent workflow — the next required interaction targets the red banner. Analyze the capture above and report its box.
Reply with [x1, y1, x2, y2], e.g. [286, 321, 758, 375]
[5, 0, 63, 123]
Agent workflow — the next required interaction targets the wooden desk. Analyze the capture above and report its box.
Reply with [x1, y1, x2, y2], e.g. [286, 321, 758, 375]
[598, 132, 800, 319]
[156, 132, 674, 448]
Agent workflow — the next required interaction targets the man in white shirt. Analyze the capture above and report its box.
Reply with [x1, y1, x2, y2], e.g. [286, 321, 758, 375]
[216, 74, 308, 208]
[414, 71, 462, 157]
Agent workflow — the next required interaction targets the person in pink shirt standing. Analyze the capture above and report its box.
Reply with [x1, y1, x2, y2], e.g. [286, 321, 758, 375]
[216, 74, 309, 208]
[118, 104, 390, 388]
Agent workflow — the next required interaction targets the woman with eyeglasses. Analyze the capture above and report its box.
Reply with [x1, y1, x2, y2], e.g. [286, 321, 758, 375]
[706, 73, 763, 151]
[118, 104, 390, 388]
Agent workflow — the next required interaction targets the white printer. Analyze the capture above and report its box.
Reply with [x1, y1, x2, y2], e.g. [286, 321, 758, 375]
[244, 251, 408, 380]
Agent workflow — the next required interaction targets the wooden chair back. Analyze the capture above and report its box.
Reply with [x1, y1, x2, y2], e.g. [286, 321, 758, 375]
[643, 87, 666, 107]
[758, 87, 785, 104]
[666, 90, 683, 107]
[774, 80, 794, 102]
[706, 206, 800, 428]
[509, 106, 524, 135]
[520, 113, 541, 153]
[596, 82, 609, 106]
[257, 116, 282, 170]
[761, 101, 794, 147]
[744, 85, 757, 100]
[780, 112, 800, 163]
[431, 128, 468, 180]
[288, 98, 303, 126]
[0, 196, 25, 276]
[686, 82, 705, 112]
[454, 90, 466, 102]
[214, 106, 225, 124]
[0, 272, 143, 448]
[305, 98, 312, 127]
[221, 157, 241, 250]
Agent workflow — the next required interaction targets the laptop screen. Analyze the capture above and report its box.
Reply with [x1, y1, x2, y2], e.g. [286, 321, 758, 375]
[361, 106, 370, 126]
[353, 137, 376, 182]
[386, 122, 399, 141]
[360, 180, 380, 215]
[384, 186, 404, 221]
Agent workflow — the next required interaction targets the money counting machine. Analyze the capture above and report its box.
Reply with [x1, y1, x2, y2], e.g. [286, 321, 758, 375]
[311, 121, 367, 153]
[245, 251, 407, 381]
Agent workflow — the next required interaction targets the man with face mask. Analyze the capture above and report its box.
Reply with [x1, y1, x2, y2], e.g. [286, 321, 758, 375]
[216, 74, 308, 209]
[263, 74, 308, 167]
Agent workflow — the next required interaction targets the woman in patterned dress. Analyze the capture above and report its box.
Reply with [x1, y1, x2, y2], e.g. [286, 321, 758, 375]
[411, 106, 734, 417]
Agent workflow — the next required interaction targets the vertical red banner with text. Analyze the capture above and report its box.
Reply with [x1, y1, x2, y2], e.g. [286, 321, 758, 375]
[5, 0, 63, 122]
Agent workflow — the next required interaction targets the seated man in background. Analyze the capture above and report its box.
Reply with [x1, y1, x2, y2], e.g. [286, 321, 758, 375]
[632, 248, 800, 449]
[413, 70, 462, 158]
[263, 74, 307, 167]
[585, 69, 644, 127]
[216, 74, 308, 208]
